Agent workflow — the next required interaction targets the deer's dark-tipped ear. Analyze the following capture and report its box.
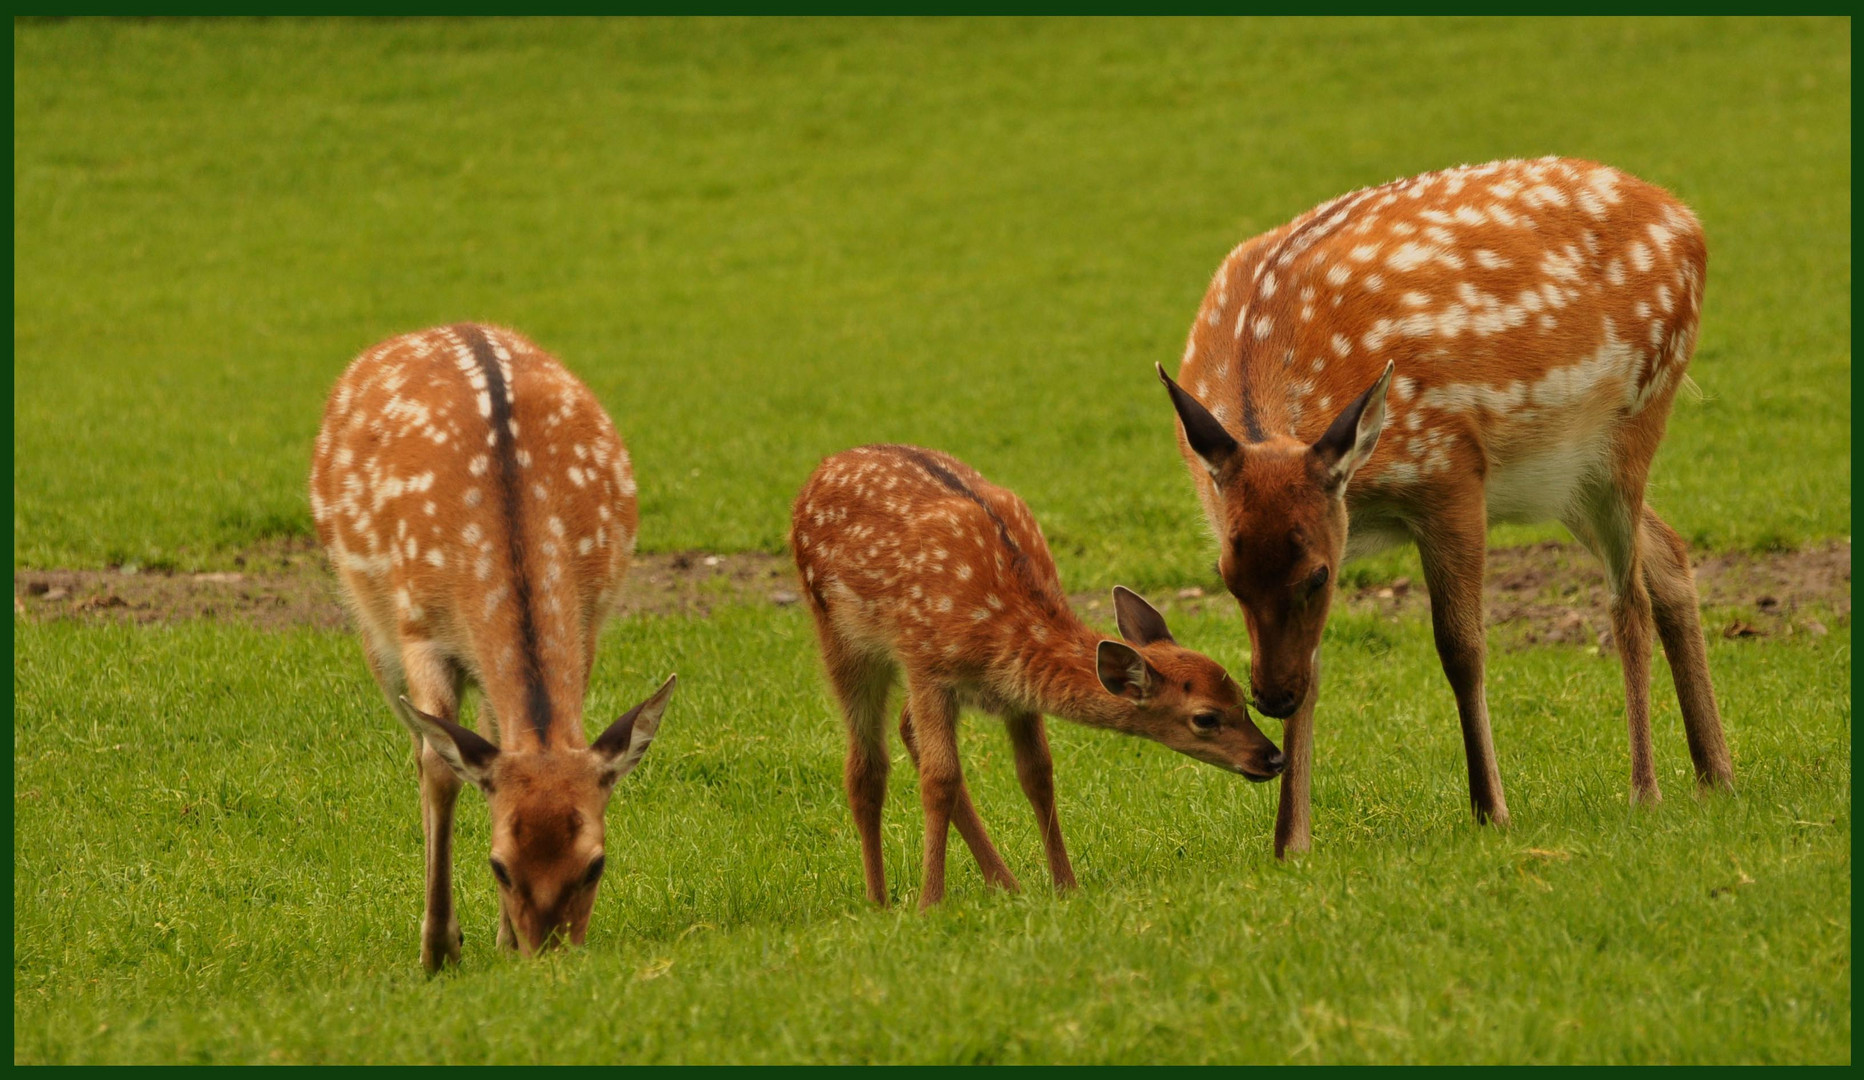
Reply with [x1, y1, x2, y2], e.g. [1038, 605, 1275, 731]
[1158, 363, 1240, 477]
[1096, 640, 1158, 701]
[399, 697, 499, 789]
[1312, 360, 1394, 490]
[1112, 585, 1174, 646]
[593, 673, 677, 784]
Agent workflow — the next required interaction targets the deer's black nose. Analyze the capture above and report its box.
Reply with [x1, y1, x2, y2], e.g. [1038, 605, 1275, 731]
[1253, 690, 1298, 719]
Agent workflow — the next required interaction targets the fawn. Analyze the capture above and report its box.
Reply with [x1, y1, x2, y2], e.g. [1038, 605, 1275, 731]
[1157, 158, 1735, 856]
[311, 322, 675, 970]
[792, 444, 1283, 908]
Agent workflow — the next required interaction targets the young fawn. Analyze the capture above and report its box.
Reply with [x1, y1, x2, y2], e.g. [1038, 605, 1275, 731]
[310, 323, 676, 971]
[792, 444, 1283, 908]
[1156, 158, 1734, 856]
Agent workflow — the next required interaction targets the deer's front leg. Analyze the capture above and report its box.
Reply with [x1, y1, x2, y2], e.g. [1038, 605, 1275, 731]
[901, 704, 1019, 894]
[415, 735, 465, 972]
[1414, 502, 1510, 826]
[1005, 711, 1075, 891]
[400, 645, 466, 972]
[1272, 666, 1319, 858]
[905, 683, 965, 909]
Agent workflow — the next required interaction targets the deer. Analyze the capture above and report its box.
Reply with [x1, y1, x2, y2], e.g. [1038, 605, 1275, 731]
[310, 322, 676, 971]
[791, 444, 1284, 908]
[1155, 158, 1736, 857]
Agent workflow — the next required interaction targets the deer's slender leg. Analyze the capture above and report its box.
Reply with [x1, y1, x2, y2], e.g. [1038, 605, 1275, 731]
[1569, 481, 1662, 805]
[899, 705, 1019, 893]
[1004, 710, 1075, 891]
[397, 641, 467, 972]
[822, 641, 895, 906]
[904, 681, 964, 909]
[1272, 665, 1319, 858]
[1640, 505, 1734, 791]
[1414, 492, 1510, 826]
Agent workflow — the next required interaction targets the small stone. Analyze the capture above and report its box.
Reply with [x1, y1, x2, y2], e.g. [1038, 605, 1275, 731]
[120, 563, 141, 576]
[1722, 620, 1762, 639]
[703, 555, 721, 568]
[43, 587, 68, 602]
[1376, 587, 1395, 600]
[193, 572, 245, 584]
[771, 590, 800, 606]
[1176, 586, 1205, 600]
[1805, 620, 1828, 637]
[1390, 576, 1412, 596]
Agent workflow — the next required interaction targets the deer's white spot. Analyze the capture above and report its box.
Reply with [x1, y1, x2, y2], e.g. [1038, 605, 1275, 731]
[1386, 243, 1441, 272]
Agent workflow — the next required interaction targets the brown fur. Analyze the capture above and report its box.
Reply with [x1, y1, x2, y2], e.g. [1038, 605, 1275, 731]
[1161, 159, 1734, 856]
[310, 323, 671, 969]
[792, 444, 1282, 908]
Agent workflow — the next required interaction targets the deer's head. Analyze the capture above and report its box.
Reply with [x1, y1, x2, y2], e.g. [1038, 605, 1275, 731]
[401, 674, 676, 955]
[1158, 362, 1393, 719]
[1095, 587, 1284, 780]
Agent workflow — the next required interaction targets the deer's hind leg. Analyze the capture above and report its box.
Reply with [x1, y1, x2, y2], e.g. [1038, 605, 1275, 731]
[821, 638, 897, 906]
[1565, 468, 1661, 806]
[1639, 505, 1734, 791]
[901, 705, 1019, 894]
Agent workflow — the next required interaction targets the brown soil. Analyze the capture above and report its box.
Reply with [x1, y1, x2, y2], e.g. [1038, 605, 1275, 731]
[13, 539, 1850, 648]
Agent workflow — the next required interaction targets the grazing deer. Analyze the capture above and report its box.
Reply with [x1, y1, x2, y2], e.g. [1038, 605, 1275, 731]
[791, 444, 1283, 908]
[1157, 158, 1735, 856]
[310, 323, 676, 971]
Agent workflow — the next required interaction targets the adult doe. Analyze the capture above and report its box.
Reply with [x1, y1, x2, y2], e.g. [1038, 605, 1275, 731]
[311, 323, 675, 970]
[792, 444, 1282, 908]
[1158, 158, 1734, 856]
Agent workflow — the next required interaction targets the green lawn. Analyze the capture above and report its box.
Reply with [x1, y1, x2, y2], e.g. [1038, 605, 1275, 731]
[13, 17, 1852, 581]
[12, 16, 1851, 1065]
[14, 607, 1850, 1063]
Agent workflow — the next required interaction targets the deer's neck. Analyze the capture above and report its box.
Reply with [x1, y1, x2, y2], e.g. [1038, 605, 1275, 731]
[482, 677, 587, 754]
[1000, 610, 1133, 731]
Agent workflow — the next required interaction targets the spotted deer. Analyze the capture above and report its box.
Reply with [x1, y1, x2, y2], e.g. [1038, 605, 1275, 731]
[310, 322, 676, 971]
[1157, 158, 1735, 857]
[792, 444, 1283, 908]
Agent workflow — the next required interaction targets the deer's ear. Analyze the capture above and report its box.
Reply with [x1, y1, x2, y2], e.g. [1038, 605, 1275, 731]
[1158, 364, 1240, 478]
[1112, 586, 1174, 646]
[1096, 640, 1159, 701]
[1312, 360, 1394, 490]
[592, 674, 677, 785]
[399, 697, 499, 790]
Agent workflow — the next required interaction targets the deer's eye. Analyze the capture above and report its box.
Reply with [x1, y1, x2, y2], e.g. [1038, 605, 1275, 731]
[489, 858, 513, 888]
[582, 855, 607, 888]
[1191, 712, 1221, 733]
[1306, 565, 1330, 593]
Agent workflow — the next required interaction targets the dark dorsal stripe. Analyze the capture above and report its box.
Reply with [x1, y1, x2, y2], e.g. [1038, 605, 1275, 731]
[1239, 385, 1268, 443]
[455, 324, 553, 745]
[891, 446, 1067, 619]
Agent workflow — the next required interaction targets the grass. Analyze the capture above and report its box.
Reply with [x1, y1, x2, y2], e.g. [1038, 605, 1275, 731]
[13, 603, 1850, 1063]
[12, 15, 1851, 1065]
[12, 17, 1853, 581]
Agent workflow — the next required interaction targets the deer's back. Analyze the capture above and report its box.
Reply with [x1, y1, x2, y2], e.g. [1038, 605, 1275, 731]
[1181, 158, 1706, 522]
[311, 324, 638, 718]
[791, 444, 1069, 667]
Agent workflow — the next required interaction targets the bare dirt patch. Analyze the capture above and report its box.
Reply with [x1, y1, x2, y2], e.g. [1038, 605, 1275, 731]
[14, 540, 1849, 648]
